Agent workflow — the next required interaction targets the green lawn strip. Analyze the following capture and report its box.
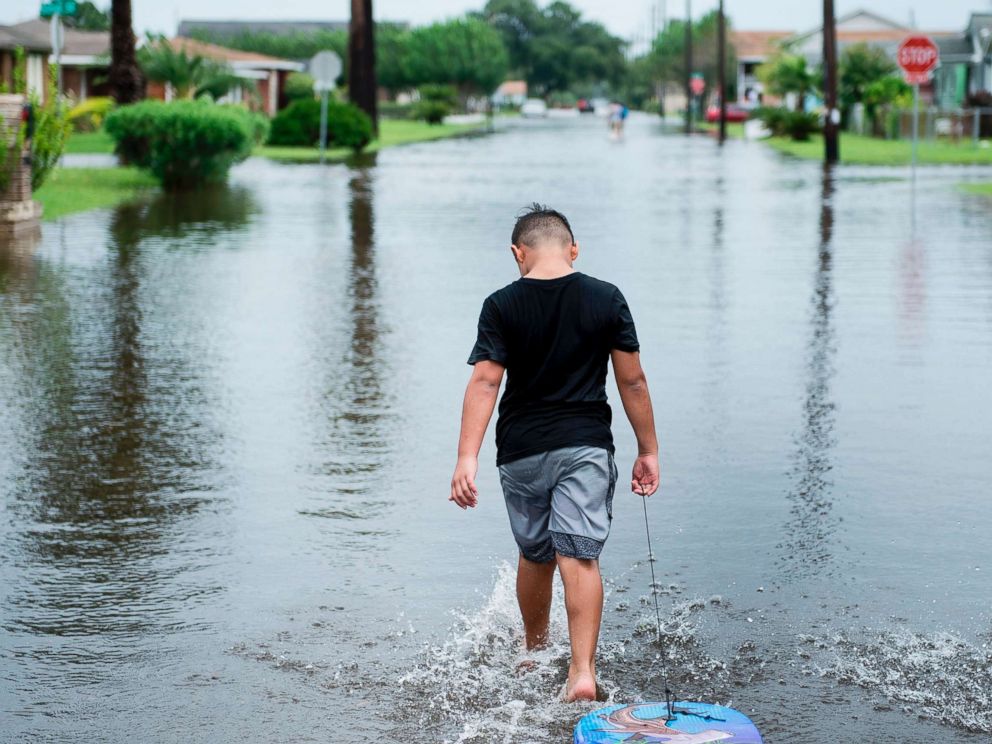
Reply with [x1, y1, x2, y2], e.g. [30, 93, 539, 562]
[696, 121, 746, 139]
[765, 133, 992, 166]
[256, 119, 487, 162]
[34, 167, 157, 221]
[960, 182, 992, 196]
[63, 129, 116, 154]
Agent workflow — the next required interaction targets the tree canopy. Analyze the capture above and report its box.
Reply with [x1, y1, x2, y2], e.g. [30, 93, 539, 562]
[476, 0, 625, 95]
[405, 18, 508, 94]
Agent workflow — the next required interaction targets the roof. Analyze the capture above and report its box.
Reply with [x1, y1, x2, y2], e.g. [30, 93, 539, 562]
[178, 19, 350, 38]
[937, 34, 976, 62]
[496, 80, 527, 96]
[2, 19, 108, 56]
[729, 30, 792, 59]
[165, 37, 303, 70]
[0, 20, 58, 52]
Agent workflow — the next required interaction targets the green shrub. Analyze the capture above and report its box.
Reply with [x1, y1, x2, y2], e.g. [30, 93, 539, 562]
[104, 100, 258, 189]
[267, 98, 372, 150]
[411, 84, 457, 125]
[782, 110, 821, 141]
[284, 72, 316, 102]
[68, 96, 115, 132]
[379, 100, 415, 120]
[755, 106, 821, 141]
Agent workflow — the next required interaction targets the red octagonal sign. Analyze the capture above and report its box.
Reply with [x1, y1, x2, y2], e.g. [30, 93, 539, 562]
[898, 36, 939, 83]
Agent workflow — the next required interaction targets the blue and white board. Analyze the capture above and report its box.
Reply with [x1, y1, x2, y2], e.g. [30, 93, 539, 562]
[574, 701, 763, 743]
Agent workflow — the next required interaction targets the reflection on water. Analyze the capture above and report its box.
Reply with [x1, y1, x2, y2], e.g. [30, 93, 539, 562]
[109, 185, 259, 244]
[779, 164, 839, 579]
[303, 164, 394, 523]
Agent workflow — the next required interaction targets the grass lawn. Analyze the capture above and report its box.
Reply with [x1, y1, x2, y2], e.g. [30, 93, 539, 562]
[696, 121, 746, 139]
[960, 182, 992, 196]
[34, 167, 157, 220]
[64, 129, 115, 155]
[765, 132, 992, 166]
[256, 119, 488, 162]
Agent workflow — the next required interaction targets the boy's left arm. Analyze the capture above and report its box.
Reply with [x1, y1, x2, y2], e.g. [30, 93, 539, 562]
[450, 360, 505, 509]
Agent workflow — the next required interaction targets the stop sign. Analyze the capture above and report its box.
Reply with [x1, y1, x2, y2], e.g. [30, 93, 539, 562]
[897, 36, 939, 84]
[690, 75, 705, 96]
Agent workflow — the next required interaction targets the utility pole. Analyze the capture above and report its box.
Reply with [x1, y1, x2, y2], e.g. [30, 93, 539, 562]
[717, 0, 727, 144]
[684, 0, 692, 134]
[822, 0, 840, 163]
[349, 0, 379, 136]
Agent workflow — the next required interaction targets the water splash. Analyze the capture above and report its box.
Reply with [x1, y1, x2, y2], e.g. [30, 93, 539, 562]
[807, 628, 992, 733]
[395, 562, 748, 743]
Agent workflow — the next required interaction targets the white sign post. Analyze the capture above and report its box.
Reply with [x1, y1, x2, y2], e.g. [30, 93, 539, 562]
[309, 51, 342, 164]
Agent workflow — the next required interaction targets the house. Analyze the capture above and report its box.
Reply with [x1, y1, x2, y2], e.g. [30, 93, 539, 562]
[782, 9, 954, 104]
[0, 19, 303, 116]
[729, 30, 792, 104]
[146, 38, 303, 115]
[0, 21, 55, 100]
[492, 80, 527, 107]
[933, 13, 992, 109]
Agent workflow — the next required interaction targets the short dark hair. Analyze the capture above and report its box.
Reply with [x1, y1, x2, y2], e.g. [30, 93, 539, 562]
[511, 203, 575, 247]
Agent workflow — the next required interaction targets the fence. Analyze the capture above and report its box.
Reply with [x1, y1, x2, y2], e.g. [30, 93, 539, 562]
[849, 103, 992, 144]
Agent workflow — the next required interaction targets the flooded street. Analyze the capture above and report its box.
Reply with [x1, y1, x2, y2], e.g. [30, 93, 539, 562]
[1, 114, 990, 742]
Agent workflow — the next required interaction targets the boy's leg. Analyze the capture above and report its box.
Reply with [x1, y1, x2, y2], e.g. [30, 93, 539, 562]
[516, 554, 556, 650]
[547, 446, 617, 702]
[557, 555, 603, 701]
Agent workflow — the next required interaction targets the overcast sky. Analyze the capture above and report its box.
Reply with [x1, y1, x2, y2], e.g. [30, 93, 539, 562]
[2, 1, 987, 39]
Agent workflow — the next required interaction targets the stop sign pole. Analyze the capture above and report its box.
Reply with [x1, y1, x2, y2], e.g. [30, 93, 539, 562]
[898, 36, 939, 181]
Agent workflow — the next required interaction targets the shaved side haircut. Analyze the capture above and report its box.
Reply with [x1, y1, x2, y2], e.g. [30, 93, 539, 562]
[511, 203, 575, 248]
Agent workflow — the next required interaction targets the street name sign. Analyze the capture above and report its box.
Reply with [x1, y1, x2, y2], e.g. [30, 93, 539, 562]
[40, 0, 77, 18]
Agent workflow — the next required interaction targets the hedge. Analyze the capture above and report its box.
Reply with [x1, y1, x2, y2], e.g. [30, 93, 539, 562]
[104, 100, 268, 189]
[267, 98, 372, 150]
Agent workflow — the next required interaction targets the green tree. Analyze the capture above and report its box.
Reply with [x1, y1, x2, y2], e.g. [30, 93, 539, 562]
[757, 51, 818, 111]
[839, 43, 897, 117]
[138, 37, 241, 100]
[62, 1, 110, 31]
[644, 11, 736, 104]
[477, 0, 624, 95]
[405, 18, 508, 95]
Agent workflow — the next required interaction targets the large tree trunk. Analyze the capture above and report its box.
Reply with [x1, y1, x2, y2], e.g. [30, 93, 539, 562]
[349, 0, 378, 136]
[109, 0, 143, 104]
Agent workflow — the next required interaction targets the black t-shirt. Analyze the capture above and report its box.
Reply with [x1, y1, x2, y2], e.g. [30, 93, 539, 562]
[467, 272, 639, 465]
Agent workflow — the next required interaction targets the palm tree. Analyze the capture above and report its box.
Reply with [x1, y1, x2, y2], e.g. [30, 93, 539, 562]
[138, 39, 241, 100]
[349, 0, 379, 134]
[109, 0, 143, 103]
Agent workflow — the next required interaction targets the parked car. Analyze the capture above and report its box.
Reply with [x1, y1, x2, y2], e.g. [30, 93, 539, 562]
[705, 103, 750, 123]
[521, 99, 548, 118]
[577, 98, 595, 114]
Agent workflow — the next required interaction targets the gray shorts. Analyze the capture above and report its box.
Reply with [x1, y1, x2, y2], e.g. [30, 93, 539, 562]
[498, 446, 618, 563]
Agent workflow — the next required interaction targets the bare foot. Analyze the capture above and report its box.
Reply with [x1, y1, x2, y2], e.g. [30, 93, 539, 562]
[564, 671, 597, 702]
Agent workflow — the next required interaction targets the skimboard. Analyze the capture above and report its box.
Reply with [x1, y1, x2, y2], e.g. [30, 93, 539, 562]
[574, 701, 763, 743]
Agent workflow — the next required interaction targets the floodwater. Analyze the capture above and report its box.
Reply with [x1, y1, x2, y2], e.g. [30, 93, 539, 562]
[1, 114, 990, 743]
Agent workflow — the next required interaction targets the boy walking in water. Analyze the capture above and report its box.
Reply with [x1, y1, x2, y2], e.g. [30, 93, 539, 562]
[449, 205, 660, 702]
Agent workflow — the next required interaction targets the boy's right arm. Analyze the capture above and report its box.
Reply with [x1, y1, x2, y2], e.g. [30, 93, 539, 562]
[450, 360, 505, 509]
[610, 349, 660, 496]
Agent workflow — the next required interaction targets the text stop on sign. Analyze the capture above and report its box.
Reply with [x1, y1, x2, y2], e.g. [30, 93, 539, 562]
[898, 36, 939, 84]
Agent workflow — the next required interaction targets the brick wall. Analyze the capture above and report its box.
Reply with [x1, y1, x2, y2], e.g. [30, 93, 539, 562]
[0, 93, 41, 230]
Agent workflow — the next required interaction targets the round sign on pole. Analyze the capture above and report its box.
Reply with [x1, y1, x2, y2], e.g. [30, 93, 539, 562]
[690, 74, 705, 96]
[310, 50, 342, 92]
[897, 36, 939, 84]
